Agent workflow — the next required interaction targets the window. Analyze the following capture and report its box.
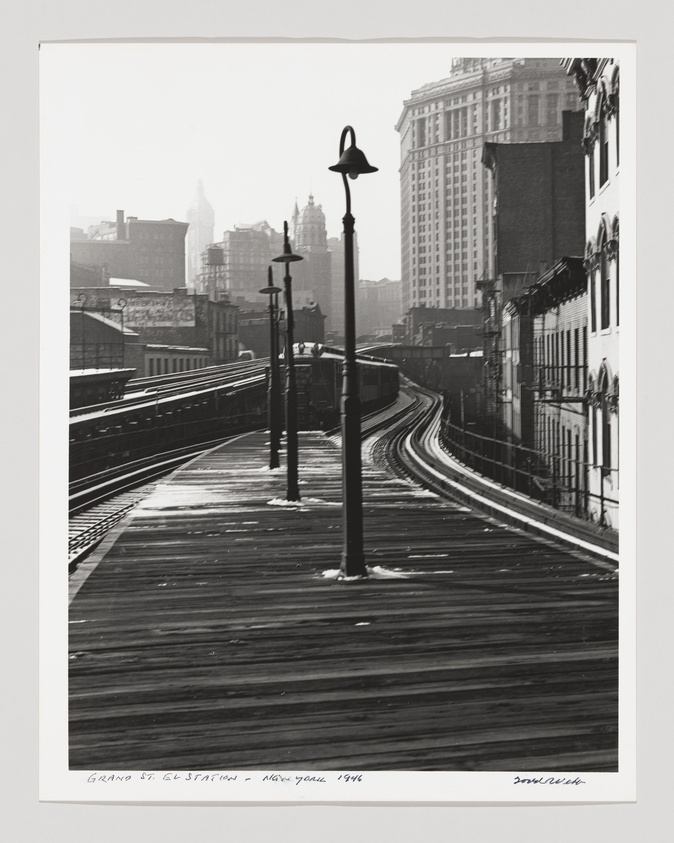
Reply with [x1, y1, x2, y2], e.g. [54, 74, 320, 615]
[491, 99, 501, 131]
[599, 96, 609, 186]
[616, 245, 620, 326]
[601, 392, 611, 475]
[600, 230, 610, 330]
[546, 94, 559, 125]
[615, 85, 620, 166]
[416, 118, 426, 148]
[528, 95, 540, 126]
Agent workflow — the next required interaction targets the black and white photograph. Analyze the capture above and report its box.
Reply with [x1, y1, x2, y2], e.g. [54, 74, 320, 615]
[38, 39, 636, 804]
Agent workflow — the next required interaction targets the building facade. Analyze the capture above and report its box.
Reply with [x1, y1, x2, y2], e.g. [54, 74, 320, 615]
[565, 58, 620, 529]
[287, 196, 333, 331]
[357, 278, 403, 339]
[70, 210, 189, 292]
[186, 180, 215, 287]
[396, 57, 580, 315]
[194, 221, 284, 305]
[70, 287, 239, 366]
[403, 305, 483, 347]
[501, 259, 589, 517]
[480, 110, 586, 422]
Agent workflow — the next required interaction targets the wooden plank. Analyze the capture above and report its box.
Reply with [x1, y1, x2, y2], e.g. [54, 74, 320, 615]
[69, 431, 618, 772]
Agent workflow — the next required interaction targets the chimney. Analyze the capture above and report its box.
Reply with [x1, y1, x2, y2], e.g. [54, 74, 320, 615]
[116, 210, 125, 240]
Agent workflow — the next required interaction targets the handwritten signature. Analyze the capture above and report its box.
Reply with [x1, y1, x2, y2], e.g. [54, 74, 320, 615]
[513, 775, 585, 786]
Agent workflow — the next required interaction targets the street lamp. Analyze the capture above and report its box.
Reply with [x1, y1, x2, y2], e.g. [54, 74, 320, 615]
[259, 266, 283, 469]
[117, 297, 127, 369]
[272, 221, 303, 501]
[74, 293, 88, 370]
[329, 125, 378, 578]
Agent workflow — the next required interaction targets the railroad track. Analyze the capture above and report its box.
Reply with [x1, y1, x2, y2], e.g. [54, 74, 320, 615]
[375, 380, 619, 565]
[68, 482, 162, 572]
[67, 395, 416, 575]
[68, 435, 251, 571]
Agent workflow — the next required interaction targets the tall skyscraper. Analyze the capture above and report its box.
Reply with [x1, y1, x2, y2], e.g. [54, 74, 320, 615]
[186, 180, 215, 288]
[396, 57, 580, 314]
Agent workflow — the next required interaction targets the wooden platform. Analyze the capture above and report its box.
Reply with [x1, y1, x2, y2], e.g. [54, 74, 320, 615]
[69, 431, 618, 772]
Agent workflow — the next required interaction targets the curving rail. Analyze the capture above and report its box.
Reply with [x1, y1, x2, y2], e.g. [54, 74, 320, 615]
[377, 379, 618, 565]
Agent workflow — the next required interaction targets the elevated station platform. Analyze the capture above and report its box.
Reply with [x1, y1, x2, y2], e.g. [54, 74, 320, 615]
[69, 430, 618, 772]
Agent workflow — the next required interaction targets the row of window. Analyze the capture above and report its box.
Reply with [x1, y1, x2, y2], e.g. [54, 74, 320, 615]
[539, 418, 586, 491]
[147, 356, 209, 376]
[534, 326, 588, 394]
[412, 93, 579, 148]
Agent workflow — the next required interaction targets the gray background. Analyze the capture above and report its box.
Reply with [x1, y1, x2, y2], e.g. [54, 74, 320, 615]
[5, 0, 668, 839]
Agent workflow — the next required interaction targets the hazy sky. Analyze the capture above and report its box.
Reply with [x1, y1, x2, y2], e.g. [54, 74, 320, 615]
[42, 42, 565, 280]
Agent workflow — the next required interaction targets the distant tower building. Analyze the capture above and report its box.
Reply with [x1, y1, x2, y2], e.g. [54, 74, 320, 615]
[290, 199, 301, 242]
[396, 57, 581, 314]
[290, 195, 333, 331]
[186, 180, 215, 289]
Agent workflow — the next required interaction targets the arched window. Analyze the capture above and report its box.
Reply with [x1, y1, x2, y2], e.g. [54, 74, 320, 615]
[598, 88, 609, 187]
[599, 221, 610, 330]
[610, 65, 620, 167]
[609, 215, 619, 327]
[587, 373, 598, 466]
[598, 364, 611, 476]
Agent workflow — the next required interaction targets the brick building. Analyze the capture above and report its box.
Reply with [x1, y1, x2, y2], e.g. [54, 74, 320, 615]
[403, 305, 483, 347]
[70, 210, 189, 292]
[70, 287, 239, 368]
[480, 110, 586, 423]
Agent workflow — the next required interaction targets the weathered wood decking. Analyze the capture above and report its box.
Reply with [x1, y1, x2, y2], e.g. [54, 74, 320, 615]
[69, 431, 618, 772]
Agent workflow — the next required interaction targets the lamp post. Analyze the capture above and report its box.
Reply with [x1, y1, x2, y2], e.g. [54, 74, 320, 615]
[272, 222, 303, 501]
[75, 293, 88, 370]
[259, 267, 283, 469]
[329, 125, 378, 578]
[118, 297, 127, 369]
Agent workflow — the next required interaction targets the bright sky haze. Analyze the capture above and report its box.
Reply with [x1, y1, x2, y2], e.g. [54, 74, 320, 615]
[44, 41, 470, 280]
[42, 42, 593, 281]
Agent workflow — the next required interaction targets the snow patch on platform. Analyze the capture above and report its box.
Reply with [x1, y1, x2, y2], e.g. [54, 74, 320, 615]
[322, 565, 411, 581]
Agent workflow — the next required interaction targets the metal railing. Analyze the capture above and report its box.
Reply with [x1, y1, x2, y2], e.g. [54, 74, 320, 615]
[440, 418, 618, 526]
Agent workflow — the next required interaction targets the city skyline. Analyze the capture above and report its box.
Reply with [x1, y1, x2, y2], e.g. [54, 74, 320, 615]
[43, 42, 608, 282]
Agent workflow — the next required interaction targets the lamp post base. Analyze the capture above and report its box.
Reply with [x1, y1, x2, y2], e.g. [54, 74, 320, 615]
[340, 554, 367, 579]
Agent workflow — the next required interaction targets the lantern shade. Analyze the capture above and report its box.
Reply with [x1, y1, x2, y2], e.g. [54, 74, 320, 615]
[272, 243, 303, 264]
[259, 284, 282, 295]
[329, 144, 378, 179]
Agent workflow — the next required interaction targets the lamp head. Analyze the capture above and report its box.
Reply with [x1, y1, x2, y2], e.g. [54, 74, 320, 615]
[329, 143, 378, 180]
[272, 220, 304, 264]
[259, 284, 283, 295]
[272, 240, 303, 264]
